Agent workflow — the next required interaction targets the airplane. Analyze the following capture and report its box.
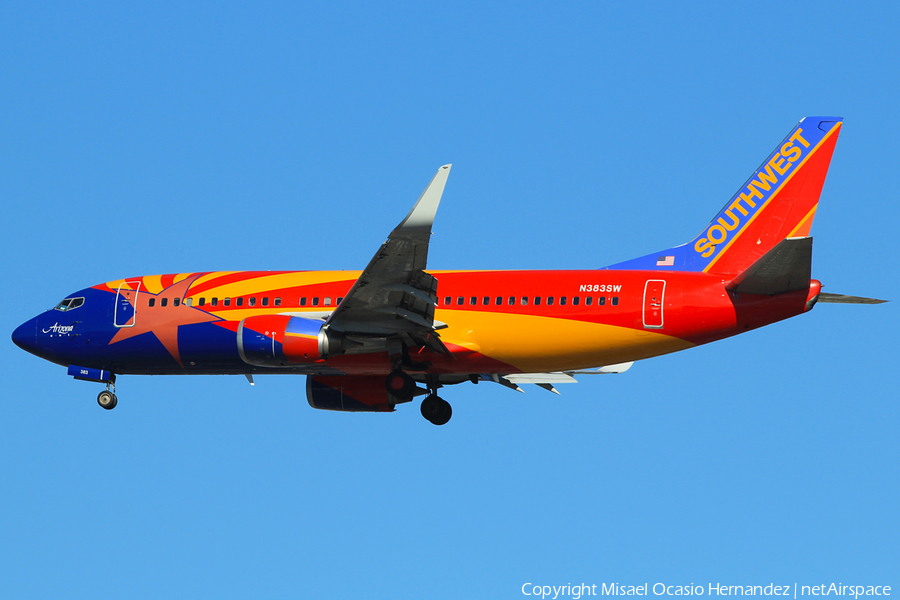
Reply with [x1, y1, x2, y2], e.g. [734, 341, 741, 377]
[11, 116, 886, 425]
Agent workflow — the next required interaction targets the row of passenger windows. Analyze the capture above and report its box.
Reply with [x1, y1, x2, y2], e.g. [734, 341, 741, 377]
[148, 296, 344, 308]
[145, 293, 617, 310]
[442, 295, 619, 307]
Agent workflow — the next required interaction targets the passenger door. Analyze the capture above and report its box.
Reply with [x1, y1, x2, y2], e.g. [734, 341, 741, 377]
[642, 280, 666, 329]
[114, 281, 142, 328]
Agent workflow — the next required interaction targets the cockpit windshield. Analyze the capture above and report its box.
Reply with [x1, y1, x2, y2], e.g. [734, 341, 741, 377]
[53, 297, 85, 312]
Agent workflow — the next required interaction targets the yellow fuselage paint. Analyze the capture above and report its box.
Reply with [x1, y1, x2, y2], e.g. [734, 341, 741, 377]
[435, 310, 693, 373]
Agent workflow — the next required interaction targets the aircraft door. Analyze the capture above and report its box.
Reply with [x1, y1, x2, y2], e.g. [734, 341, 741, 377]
[643, 280, 666, 329]
[114, 281, 142, 328]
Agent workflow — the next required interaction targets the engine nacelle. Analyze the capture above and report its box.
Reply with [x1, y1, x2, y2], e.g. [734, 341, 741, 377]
[307, 375, 394, 412]
[238, 315, 340, 367]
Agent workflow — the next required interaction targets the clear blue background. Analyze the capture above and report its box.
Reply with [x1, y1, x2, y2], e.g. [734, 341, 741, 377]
[2, 2, 897, 598]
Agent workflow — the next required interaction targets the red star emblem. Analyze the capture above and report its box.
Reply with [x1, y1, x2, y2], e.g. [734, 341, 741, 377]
[109, 275, 221, 367]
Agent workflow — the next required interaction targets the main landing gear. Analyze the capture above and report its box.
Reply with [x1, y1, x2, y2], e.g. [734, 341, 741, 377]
[420, 394, 452, 426]
[385, 369, 452, 425]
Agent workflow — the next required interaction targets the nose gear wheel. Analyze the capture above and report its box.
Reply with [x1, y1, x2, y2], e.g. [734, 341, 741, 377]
[97, 390, 118, 410]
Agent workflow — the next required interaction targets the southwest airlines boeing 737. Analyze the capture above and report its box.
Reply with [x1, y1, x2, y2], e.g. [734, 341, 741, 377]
[12, 117, 885, 425]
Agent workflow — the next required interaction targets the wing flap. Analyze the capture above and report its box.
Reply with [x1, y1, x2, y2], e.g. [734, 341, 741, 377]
[504, 372, 578, 384]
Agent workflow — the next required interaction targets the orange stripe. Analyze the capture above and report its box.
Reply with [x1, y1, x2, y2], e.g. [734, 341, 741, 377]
[788, 204, 818, 238]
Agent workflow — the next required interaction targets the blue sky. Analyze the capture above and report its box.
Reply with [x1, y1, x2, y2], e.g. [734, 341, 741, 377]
[2, 2, 897, 598]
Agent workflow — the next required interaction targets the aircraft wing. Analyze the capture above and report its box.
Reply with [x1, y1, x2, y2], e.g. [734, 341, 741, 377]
[325, 165, 452, 354]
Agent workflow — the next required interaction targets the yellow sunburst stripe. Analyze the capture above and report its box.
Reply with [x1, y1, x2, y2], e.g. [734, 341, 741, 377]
[141, 274, 164, 294]
[703, 122, 842, 273]
[193, 271, 359, 299]
[436, 309, 693, 372]
[190, 271, 241, 289]
[104, 278, 143, 291]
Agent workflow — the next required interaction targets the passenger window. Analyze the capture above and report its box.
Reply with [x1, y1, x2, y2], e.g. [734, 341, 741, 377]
[148, 298, 155, 308]
[585, 297, 593, 306]
[249, 297, 256, 307]
[337, 297, 343, 304]
[560, 297, 567, 306]
[223, 298, 230, 307]
[534, 297, 541, 306]
[235, 298, 242, 307]
[310, 297, 317, 307]
[444, 296, 451, 305]
[547, 297, 554, 305]
[612, 297, 619, 306]
[470, 297, 477, 306]
[508, 297, 515, 306]
[185, 298, 193, 307]
[173, 298, 181, 307]
[457, 297, 463, 305]
[263, 297, 270, 307]
[210, 298, 217, 307]
[521, 296, 528, 306]
[199, 298, 206, 306]
[161, 298, 168, 307]
[482, 296, 490, 306]
[495, 297, 502, 305]
[322, 298, 329, 306]
[572, 296, 579, 306]
[300, 297, 307, 306]
[275, 298, 283, 306]
[599, 296, 606, 306]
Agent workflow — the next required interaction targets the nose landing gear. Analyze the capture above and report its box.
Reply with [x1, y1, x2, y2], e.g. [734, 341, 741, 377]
[97, 390, 118, 410]
[97, 379, 118, 410]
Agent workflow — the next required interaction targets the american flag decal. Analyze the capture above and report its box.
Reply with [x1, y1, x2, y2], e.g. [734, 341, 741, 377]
[656, 256, 675, 266]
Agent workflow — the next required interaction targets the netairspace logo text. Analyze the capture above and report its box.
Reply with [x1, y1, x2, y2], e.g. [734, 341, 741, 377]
[521, 583, 892, 600]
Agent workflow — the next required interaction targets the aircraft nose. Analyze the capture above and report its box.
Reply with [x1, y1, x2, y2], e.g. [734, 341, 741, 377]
[12, 318, 37, 354]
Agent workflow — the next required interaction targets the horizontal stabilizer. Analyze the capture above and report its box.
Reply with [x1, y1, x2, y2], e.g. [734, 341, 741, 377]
[817, 293, 887, 304]
[726, 237, 811, 295]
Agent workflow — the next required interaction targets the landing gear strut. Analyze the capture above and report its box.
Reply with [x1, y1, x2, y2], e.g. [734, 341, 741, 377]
[420, 394, 452, 426]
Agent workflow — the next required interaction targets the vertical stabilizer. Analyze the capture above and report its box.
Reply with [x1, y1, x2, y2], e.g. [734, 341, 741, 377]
[606, 117, 842, 275]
